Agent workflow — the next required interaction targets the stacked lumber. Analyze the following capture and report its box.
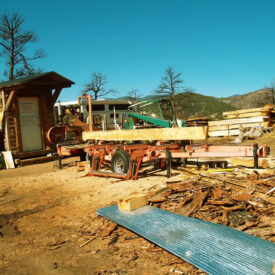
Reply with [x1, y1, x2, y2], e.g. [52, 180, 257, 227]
[208, 106, 274, 137]
[185, 117, 210, 127]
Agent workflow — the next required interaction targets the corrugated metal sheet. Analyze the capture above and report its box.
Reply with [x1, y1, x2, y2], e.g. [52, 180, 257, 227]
[97, 205, 275, 275]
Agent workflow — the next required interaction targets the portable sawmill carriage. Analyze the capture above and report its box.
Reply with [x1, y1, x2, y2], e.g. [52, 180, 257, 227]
[47, 96, 270, 180]
[124, 98, 185, 129]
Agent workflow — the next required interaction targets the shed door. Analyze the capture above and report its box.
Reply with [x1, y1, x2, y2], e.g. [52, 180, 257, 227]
[19, 97, 43, 152]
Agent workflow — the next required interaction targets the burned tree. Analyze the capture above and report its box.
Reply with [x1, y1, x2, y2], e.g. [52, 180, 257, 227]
[156, 66, 183, 117]
[0, 12, 45, 80]
[269, 82, 275, 104]
[83, 72, 116, 100]
[127, 89, 139, 101]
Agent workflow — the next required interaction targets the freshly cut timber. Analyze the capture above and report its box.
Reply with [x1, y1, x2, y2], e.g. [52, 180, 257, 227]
[82, 126, 207, 141]
[224, 111, 270, 119]
[208, 129, 240, 137]
[223, 106, 273, 116]
[208, 122, 269, 131]
[208, 117, 269, 127]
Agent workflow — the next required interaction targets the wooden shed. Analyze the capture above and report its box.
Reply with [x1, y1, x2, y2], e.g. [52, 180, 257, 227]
[0, 72, 74, 163]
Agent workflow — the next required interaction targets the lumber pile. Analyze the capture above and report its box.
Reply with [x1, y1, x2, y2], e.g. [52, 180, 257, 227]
[185, 117, 210, 127]
[82, 126, 207, 141]
[208, 106, 275, 137]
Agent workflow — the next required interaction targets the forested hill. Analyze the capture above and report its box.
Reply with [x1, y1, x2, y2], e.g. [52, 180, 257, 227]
[117, 88, 275, 120]
[219, 88, 275, 109]
[174, 92, 235, 120]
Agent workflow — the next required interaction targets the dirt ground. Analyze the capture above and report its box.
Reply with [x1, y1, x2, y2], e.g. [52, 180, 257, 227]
[0, 132, 274, 275]
[0, 157, 193, 275]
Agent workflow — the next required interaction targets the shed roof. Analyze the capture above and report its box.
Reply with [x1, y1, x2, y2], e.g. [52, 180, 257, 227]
[0, 71, 75, 90]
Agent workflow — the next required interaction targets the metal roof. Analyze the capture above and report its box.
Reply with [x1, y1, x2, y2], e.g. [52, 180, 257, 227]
[98, 205, 275, 275]
[0, 71, 75, 89]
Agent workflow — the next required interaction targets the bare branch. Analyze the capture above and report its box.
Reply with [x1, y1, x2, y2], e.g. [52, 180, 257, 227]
[0, 12, 45, 80]
[82, 72, 116, 100]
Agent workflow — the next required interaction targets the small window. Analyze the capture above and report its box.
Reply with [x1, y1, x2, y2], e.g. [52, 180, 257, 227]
[109, 104, 129, 111]
[92, 104, 105, 111]
[110, 114, 119, 118]
[86, 104, 105, 111]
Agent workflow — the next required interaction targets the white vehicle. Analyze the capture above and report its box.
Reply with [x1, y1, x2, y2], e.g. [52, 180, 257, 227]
[54, 99, 133, 130]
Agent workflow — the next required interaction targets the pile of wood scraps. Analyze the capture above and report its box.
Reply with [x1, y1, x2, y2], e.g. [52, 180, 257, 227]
[80, 168, 274, 274]
[148, 169, 275, 241]
[208, 106, 275, 137]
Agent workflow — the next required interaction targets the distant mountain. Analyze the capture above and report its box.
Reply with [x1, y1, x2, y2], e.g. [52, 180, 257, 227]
[105, 94, 156, 101]
[219, 88, 275, 109]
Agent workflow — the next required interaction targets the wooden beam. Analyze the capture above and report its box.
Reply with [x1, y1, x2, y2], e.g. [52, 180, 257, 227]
[118, 195, 149, 212]
[208, 122, 269, 131]
[208, 129, 240, 137]
[208, 117, 268, 127]
[50, 88, 62, 108]
[224, 111, 270, 119]
[223, 107, 273, 116]
[5, 90, 15, 111]
[82, 126, 208, 141]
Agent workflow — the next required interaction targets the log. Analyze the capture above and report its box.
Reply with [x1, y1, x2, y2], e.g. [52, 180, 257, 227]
[17, 155, 56, 166]
[208, 117, 268, 127]
[82, 126, 207, 141]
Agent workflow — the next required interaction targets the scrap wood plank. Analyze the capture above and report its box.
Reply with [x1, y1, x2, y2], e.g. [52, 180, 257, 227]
[97, 205, 275, 275]
[208, 129, 240, 137]
[82, 126, 207, 141]
[180, 190, 208, 216]
[199, 174, 275, 204]
[208, 116, 269, 127]
[118, 195, 149, 212]
[223, 107, 273, 116]
[224, 111, 270, 119]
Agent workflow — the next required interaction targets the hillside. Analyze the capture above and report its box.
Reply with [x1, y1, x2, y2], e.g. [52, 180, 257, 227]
[220, 88, 275, 109]
[174, 92, 235, 120]
[115, 88, 274, 120]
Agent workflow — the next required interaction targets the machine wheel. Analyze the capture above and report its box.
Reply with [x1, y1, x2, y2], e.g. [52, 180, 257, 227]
[111, 150, 130, 174]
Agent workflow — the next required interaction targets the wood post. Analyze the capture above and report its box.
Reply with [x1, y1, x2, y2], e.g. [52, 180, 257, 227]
[5, 90, 15, 111]
[88, 95, 93, 131]
[2, 91, 11, 151]
[50, 88, 62, 108]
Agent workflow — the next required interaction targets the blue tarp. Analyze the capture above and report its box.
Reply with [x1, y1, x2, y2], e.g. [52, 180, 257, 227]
[97, 205, 275, 275]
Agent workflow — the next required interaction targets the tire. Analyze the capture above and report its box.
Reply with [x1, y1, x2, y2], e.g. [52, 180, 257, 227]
[111, 150, 130, 174]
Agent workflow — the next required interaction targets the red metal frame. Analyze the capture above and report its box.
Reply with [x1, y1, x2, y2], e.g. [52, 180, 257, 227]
[56, 142, 269, 180]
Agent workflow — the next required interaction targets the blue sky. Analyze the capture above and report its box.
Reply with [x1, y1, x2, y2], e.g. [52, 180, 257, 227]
[1, 0, 275, 101]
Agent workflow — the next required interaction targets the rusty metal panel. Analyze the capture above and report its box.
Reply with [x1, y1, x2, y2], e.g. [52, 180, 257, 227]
[97, 205, 275, 275]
